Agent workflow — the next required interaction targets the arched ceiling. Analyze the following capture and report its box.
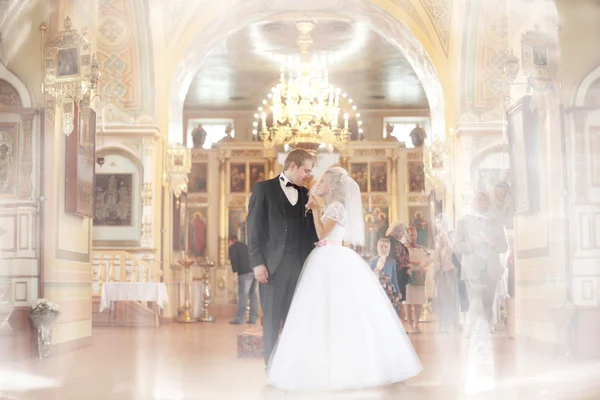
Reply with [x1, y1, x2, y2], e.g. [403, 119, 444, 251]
[183, 18, 429, 111]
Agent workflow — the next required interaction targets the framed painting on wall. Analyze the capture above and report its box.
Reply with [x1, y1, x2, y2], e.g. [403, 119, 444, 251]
[93, 174, 133, 226]
[65, 103, 96, 218]
[370, 162, 387, 192]
[0, 123, 18, 197]
[188, 206, 208, 257]
[507, 95, 540, 215]
[350, 163, 368, 192]
[189, 163, 207, 192]
[230, 163, 246, 193]
[249, 163, 266, 190]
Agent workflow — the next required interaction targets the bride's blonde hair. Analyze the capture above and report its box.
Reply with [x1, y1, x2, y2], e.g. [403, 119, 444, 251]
[310, 166, 365, 246]
[319, 167, 348, 205]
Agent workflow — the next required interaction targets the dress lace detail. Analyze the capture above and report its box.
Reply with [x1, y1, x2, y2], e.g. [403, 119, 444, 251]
[321, 201, 347, 225]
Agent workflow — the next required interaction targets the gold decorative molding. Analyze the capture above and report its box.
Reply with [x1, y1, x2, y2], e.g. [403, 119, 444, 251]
[191, 151, 208, 162]
[353, 149, 386, 157]
[370, 195, 389, 205]
[407, 150, 424, 160]
[141, 182, 152, 206]
[407, 194, 429, 204]
[187, 193, 208, 204]
[228, 196, 247, 208]
[231, 149, 263, 157]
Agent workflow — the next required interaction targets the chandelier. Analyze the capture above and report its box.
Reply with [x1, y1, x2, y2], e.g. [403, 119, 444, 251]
[253, 18, 363, 152]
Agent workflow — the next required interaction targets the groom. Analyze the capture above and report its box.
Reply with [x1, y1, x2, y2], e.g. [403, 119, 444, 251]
[247, 149, 318, 366]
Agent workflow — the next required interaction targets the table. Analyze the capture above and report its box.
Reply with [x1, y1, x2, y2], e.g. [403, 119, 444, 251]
[100, 282, 169, 328]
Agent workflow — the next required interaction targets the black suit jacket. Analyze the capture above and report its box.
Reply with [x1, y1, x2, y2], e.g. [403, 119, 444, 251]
[247, 177, 318, 274]
[229, 241, 251, 275]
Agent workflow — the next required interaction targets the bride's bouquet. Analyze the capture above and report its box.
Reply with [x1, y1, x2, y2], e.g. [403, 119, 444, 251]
[29, 298, 61, 358]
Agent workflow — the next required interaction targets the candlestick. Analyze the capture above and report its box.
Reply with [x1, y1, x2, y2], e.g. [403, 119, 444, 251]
[344, 113, 349, 130]
[176, 256, 197, 323]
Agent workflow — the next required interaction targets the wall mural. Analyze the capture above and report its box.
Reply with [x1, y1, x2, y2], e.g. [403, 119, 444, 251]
[94, 174, 133, 226]
[0, 123, 17, 197]
[96, 0, 154, 122]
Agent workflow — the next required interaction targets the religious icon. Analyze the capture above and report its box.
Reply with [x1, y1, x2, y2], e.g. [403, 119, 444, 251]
[57, 47, 79, 77]
[65, 104, 95, 217]
[189, 163, 207, 192]
[0, 124, 17, 196]
[409, 207, 430, 248]
[370, 162, 387, 192]
[364, 207, 389, 257]
[249, 164, 266, 190]
[94, 174, 133, 226]
[188, 209, 207, 257]
[230, 163, 246, 193]
[350, 163, 368, 192]
[532, 46, 548, 67]
[229, 209, 248, 244]
[408, 162, 425, 192]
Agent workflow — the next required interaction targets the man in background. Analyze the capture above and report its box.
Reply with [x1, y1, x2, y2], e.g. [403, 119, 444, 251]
[454, 191, 508, 335]
[228, 235, 257, 325]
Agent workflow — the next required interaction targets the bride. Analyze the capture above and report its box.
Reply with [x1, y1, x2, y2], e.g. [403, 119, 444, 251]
[266, 167, 422, 391]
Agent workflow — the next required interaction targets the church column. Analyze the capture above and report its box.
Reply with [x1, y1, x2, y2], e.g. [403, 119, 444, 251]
[218, 152, 228, 266]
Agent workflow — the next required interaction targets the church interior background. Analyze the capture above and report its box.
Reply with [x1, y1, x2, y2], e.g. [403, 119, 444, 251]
[1, 0, 600, 398]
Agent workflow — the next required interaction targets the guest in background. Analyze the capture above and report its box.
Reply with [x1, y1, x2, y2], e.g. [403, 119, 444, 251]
[433, 214, 460, 333]
[369, 238, 402, 317]
[228, 235, 258, 325]
[454, 191, 508, 336]
[448, 230, 470, 320]
[385, 221, 411, 321]
[405, 226, 431, 333]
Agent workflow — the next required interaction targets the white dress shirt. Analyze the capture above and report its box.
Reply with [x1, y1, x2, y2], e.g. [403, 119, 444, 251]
[279, 173, 299, 206]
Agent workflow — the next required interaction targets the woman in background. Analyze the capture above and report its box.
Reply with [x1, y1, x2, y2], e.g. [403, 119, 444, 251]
[385, 222, 411, 321]
[369, 238, 402, 317]
[405, 226, 430, 333]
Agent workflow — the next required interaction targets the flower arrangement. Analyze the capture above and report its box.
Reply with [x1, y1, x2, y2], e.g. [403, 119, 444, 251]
[29, 299, 61, 359]
[29, 298, 61, 317]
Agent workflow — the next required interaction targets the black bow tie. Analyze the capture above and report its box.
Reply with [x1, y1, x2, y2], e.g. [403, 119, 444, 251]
[286, 182, 301, 190]
[281, 176, 300, 190]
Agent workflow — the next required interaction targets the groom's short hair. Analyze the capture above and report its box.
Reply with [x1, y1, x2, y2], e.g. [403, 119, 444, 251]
[283, 149, 314, 171]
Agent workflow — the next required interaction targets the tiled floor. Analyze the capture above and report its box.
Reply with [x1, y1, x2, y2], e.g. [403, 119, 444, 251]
[1, 321, 599, 399]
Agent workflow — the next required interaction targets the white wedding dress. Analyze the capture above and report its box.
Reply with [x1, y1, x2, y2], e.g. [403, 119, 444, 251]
[266, 201, 422, 391]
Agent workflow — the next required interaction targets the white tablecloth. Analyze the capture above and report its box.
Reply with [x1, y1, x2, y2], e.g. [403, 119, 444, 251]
[100, 282, 169, 312]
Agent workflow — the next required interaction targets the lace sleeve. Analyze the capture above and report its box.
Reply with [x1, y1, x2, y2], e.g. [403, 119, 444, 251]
[321, 201, 347, 225]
